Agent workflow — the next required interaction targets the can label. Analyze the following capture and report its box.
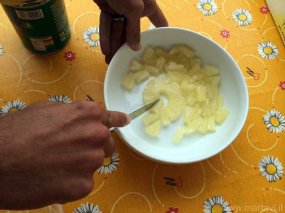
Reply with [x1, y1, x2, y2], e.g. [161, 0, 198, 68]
[2, 0, 71, 53]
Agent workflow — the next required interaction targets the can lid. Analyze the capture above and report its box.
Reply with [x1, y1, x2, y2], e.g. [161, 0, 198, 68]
[1, 0, 48, 7]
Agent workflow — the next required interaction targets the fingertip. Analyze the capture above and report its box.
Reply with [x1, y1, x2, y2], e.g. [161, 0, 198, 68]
[126, 16, 141, 52]
[105, 55, 111, 64]
[101, 46, 110, 56]
[129, 42, 141, 51]
[125, 114, 131, 125]
[115, 112, 130, 127]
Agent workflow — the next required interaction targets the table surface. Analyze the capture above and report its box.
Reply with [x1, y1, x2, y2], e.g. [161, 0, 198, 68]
[0, 0, 285, 212]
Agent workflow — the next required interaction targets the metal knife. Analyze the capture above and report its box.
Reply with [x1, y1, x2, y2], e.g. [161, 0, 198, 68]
[86, 95, 159, 131]
[128, 99, 159, 120]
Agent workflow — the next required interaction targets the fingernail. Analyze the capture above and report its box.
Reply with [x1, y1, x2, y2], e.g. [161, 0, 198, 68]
[125, 114, 131, 125]
[131, 43, 141, 51]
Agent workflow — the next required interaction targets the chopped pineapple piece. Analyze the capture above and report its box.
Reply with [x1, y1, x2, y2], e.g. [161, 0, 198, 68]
[206, 116, 216, 132]
[189, 64, 202, 73]
[154, 56, 166, 70]
[150, 99, 164, 113]
[197, 118, 208, 134]
[204, 65, 220, 76]
[159, 108, 170, 127]
[183, 106, 192, 121]
[165, 95, 185, 121]
[161, 87, 185, 122]
[143, 87, 159, 104]
[165, 61, 186, 72]
[168, 82, 181, 94]
[215, 109, 229, 124]
[181, 81, 194, 98]
[192, 73, 206, 82]
[186, 116, 203, 131]
[186, 94, 197, 106]
[134, 70, 150, 84]
[142, 46, 155, 62]
[142, 113, 160, 126]
[154, 47, 169, 59]
[169, 46, 178, 55]
[201, 102, 212, 117]
[173, 127, 195, 144]
[207, 76, 221, 85]
[145, 120, 161, 137]
[190, 57, 202, 67]
[175, 44, 195, 58]
[218, 95, 224, 110]
[166, 72, 184, 84]
[121, 73, 136, 91]
[144, 65, 160, 76]
[184, 108, 202, 126]
[196, 85, 207, 101]
[130, 60, 144, 71]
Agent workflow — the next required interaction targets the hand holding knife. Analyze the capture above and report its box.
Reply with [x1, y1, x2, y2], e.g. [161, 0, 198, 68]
[87, 95, 159, 132]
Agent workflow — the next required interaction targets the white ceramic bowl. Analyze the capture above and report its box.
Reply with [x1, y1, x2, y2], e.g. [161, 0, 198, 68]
[104, 27, 248, 164]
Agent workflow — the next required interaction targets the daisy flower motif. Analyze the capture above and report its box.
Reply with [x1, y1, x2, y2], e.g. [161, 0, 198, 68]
[83, 27, 100, 47]
[260, 6, 270, 14]
[49, 95, 72, 104]
[258, 41, 279, 60]
[97, 151, 120, 174]
[74, 203, 102, 213]
[263, 109, 285, 133]
[0, 44, 4, 56]
[232, 9, 253, 26]
[279, 81, 285, 90]
[64, 51, 76, 61]
[0, 100, 26, 114]
[167, 207, 179, 213]
[220, 29, 230, 38]
[203, 195, 232, 213]
[197, 0, 218, 16]
[258, 156, 284, 182]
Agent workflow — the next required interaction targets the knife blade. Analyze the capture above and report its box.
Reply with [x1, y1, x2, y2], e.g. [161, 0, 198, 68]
[86, 95, 159, 131]
[128, 99, 159, 120]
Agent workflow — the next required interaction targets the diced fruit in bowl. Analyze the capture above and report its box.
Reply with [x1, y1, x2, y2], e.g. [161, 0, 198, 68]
[121, 44, 229, 143]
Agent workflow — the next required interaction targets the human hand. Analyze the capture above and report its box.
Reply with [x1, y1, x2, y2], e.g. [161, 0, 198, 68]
[94, 0, 168, 63]
[0, 101, 129, 210]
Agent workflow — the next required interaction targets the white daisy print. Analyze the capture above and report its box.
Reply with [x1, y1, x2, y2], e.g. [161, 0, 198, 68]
[83, 27, 100, 47]
[197, 0, 218, 16]
[97, 151, 120, 174]
[263, 109, 285, 133]
[49, 95, 72, 104]
[0, 44, 4, 56]
[204, 195, 232, 213]
[232, 9, 253, 26]
[74, 203, 102, 213]
[0, 100, 26, 114]
[259, 156, 283, 182]
[258, 41, 279, 60]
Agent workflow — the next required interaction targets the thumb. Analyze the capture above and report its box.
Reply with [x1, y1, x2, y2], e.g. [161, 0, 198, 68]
[102, 110, 131, 128]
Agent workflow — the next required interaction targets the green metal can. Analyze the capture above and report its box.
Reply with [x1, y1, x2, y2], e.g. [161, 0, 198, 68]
[1, 0, 71, 53]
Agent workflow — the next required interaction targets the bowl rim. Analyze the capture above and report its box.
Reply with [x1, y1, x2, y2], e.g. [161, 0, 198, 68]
[104, 27, 249, 164]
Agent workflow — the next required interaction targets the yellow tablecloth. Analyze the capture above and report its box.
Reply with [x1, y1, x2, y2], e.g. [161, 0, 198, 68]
[0, 0, 285, 212]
